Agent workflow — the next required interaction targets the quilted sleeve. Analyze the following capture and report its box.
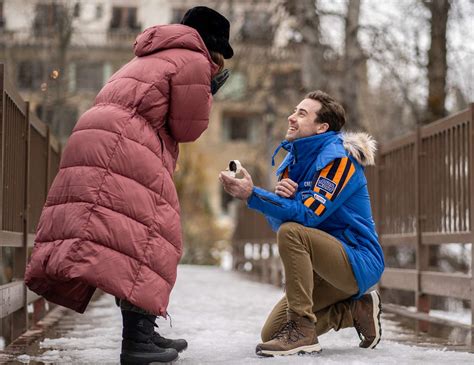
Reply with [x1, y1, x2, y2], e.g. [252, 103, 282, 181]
[168, 55, 212, 142]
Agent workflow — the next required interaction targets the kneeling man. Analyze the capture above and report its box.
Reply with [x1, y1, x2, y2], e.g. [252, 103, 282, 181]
[219, 91, 385, 356]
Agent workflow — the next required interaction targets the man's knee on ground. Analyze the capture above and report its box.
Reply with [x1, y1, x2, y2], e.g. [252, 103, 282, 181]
[277, 222, 303, 251]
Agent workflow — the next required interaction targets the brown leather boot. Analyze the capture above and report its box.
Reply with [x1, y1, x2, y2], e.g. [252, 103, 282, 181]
[255, 313, 322, 357]
[351, 291, 382, 349]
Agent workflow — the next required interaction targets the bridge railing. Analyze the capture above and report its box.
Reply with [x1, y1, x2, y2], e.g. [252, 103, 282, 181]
[232, 104, 474, 350]
[0, 64, 61, 345]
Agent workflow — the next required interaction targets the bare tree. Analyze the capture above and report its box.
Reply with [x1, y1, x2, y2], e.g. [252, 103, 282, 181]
[423, 0, 450, 124]
[281, 0, 328, 91]
[342, 0, 365, 130]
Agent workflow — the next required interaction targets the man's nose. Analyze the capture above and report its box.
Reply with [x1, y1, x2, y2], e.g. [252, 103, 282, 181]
[288, 113, 296, 123]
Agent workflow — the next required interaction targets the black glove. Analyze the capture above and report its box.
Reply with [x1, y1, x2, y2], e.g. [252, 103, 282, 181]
[211, 69, 230, 95]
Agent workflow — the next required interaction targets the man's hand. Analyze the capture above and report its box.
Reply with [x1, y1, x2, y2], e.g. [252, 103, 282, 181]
[275, 178, 298, 198]
[219, 167, 254, 200]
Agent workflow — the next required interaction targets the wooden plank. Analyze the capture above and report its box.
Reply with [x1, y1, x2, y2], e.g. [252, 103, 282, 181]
[49, 133, 60, 153]
[380, 232, 472, 246]
[27, 288, 41, 304]
[383, 303, 472, 330]
[380, 233, 416, 246]
[0, 230, 23, 247]
[27, 233, 35, 247]
[420, 108, 470, 139]
[0, 281, 24, 318]
[379, 133, 416, 155]
[379, 268, 417, 291]
[0, 63, 5, 231]
[29, 111, 48, 138]
[3, 76, 27, 116]
[420, 271, 471, 300]
[421, 232, 472, 245]
[469, 103, 474, 351]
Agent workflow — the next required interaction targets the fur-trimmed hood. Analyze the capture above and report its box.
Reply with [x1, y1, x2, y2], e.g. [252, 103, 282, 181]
[341, 132, 377, 166]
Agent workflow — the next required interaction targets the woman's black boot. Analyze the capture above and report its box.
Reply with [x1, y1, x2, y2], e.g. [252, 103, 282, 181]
[120, 310, 178, 364]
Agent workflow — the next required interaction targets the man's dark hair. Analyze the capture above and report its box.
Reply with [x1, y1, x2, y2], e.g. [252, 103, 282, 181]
[305, 90, 346, 131]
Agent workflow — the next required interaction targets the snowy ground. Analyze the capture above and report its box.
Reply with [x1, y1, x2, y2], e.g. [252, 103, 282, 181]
[16, 265, 474, 364]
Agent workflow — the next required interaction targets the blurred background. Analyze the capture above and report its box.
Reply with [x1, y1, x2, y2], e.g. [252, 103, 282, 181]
[0, 0, 472, 272]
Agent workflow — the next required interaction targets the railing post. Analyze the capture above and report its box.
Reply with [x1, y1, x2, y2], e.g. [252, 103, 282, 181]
[415, 126, 430, 332]
[11, 100, 29, 340]
[469, 103, 474, 352]
[0, 63, 4, 228]
[0, 63, 6, 342]
[374, 148, 383, 298]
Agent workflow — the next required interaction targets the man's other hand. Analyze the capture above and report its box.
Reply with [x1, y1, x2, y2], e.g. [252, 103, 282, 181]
[275, 178, 298, 198]
[219, 167, 254, 200]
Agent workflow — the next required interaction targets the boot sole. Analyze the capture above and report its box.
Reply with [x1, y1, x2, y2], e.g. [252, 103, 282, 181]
[120, 352, 178, 365]
[366, 291, 382, 349]
[256, 343, 322, 357]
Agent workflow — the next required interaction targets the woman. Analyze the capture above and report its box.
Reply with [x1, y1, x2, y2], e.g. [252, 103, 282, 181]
[25, 6, 233, 364]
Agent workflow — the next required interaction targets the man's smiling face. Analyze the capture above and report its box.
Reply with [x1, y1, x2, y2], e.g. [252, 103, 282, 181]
[285, 98, 325, 142]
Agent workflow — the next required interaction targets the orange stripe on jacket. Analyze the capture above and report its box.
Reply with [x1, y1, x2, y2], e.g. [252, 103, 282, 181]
[340, 163, 356, 191]
[313, 163, 333, 194]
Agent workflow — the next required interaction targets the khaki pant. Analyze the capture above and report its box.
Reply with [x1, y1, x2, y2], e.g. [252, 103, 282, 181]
[261, 222, 359, 342]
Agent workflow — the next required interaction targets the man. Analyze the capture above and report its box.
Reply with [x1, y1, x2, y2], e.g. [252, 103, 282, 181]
[219, 91, 385, 357]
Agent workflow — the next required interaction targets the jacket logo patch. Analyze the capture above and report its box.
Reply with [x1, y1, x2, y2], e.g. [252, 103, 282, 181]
[303, 181, 312, 187]
[316, 177, 336, 194]
[314, 194, 326, 204]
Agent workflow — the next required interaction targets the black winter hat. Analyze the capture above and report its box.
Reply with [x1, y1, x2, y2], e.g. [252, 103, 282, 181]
[180, 6, 234, 59]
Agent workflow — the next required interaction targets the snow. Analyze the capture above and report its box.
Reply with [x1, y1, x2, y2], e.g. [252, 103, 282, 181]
[17, 265, 474, 364]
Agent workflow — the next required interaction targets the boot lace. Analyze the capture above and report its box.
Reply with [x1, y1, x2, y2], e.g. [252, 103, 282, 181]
[273, 320, 305, 344]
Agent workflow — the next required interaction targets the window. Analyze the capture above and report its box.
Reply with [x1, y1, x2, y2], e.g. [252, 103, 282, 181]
[35, 104, 78, 137]
[110, 7, 140, 30]
[17, 61, 44, 90]
[76, 62, 104, 91]
[0, 1, 5, 29]
[222, 114, 256, 141]
[240, 11, 273, 43]
[274, 70, 301, 94]
[73, 3, 81, 18]
[33, 3, 66, 35]
[96, 4, 103, 19]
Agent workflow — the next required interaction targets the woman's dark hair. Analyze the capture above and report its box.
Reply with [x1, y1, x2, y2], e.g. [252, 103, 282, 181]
[210, 51, 225, 73]
[305, 90, 346, 131]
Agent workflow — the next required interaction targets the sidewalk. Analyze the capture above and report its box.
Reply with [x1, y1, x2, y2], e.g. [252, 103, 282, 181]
[7, 265, 474, 364]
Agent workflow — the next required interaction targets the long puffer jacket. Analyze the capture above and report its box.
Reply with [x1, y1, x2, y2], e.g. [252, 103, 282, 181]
[24, 24, 218, 315]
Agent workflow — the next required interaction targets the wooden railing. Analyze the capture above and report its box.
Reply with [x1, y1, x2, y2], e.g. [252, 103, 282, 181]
[0, 64, 61, 345]
[232, 104, 474, 349]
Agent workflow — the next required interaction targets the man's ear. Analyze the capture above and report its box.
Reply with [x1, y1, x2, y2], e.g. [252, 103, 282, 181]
[317, 122, 330, 134]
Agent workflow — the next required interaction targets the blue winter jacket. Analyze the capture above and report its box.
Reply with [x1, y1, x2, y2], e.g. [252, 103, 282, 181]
[246, 131, 385, 298]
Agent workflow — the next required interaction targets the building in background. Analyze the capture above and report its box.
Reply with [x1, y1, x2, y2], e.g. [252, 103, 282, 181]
[0, 0, 302, 225]
[0, 0, 168, 144]
[170, 0, 302, 221]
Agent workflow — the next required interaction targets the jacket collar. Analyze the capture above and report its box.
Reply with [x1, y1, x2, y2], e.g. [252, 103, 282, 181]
[273, 132, 346, 177]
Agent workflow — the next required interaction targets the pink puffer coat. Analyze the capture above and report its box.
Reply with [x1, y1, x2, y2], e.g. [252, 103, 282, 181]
[24, 24, 218, 316]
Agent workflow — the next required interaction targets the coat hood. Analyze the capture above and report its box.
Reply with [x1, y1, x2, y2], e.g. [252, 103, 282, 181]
[341, 132, 377, 166]
[133, 24, 215, 65]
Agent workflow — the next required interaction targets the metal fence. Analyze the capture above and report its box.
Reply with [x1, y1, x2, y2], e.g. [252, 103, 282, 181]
[0, 63, 61, 345]
[232, 104, 474, 349]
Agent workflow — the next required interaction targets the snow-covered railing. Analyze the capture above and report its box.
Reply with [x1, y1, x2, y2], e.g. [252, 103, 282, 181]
[0, 63, 61, 346]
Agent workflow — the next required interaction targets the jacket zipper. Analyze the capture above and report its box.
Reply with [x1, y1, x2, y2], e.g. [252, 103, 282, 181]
[254, 193, 283, 208]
